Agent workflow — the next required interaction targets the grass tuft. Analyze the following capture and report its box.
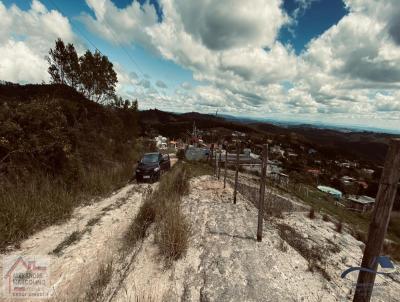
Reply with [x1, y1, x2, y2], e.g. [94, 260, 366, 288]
[124, 163, 194, 263]
[83, 261, 113, 302]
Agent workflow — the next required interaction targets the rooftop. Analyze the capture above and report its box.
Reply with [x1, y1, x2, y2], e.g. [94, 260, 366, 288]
[347, 195, 375, 205]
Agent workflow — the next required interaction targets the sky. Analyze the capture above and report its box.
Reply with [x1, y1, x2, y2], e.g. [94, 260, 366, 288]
[1, 0, 400, 132]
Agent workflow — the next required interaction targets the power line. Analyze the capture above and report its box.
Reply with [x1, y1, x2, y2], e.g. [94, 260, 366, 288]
[99, 18, 165, 99]
[46, 0, 104, 56]
[46, 0, 165, 100]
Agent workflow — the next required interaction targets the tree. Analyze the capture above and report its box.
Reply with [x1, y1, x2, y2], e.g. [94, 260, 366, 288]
[79, 50, 117, 103]
[65, 43, 80, 89]
[47, 39, 80, 87]
[48, 39, 118, 104]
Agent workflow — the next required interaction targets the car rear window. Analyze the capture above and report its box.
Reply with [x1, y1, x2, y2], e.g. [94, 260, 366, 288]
[141, 154, 159, 163]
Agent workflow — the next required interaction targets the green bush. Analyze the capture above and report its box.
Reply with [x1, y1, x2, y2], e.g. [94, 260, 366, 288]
[0, 83, 141, 250]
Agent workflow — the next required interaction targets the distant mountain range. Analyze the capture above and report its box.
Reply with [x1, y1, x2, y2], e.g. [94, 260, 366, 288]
[219, 114, 400, 135]
[140, 109, 397, 165]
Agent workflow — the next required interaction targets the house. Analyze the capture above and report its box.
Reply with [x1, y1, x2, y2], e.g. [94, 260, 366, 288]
[360, 168, 375, 179]
[341, 175, 356, 185]
[270, 145, 285, 157]
[347, 195, 375, 212]
[308, 148, 317, 155]
[169, 140, 178, 150]
[307, 169, 321, 177]
[357, 181, 369, 190]
[155, 135, 168, 149]
[287, 152, 298, 158]
[232, 131, 246, 138]
[318, 185, 343, 199]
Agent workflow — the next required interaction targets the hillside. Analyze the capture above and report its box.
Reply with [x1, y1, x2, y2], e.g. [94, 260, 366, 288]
[0, 83, 140, 250]
[138, 109, 393, 164]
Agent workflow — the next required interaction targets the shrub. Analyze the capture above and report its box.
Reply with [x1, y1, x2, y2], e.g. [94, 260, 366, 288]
[0, 83, 141, 250]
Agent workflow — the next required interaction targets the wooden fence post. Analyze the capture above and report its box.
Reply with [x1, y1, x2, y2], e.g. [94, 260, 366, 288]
[218, 151, 222, 180]
[213, 151, 217, 176]
[353, 138, 400, 302]
[224, 150, 228, 188]
[215, 150, 219, 178]
[257, 144, 268, 242]
[233, 141, 240, 204]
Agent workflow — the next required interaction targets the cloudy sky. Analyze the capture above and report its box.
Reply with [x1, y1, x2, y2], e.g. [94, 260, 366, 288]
[1, 0, 400, 131]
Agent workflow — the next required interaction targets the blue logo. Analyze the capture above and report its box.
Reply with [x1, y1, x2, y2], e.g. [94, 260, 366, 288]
[341, 256, 396, 279]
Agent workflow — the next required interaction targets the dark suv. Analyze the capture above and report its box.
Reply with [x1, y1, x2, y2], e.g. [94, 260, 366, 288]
[135, 152, 171, 183]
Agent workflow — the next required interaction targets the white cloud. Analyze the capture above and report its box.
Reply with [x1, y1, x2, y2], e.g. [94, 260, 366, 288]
[80, 0, 158, 50]
[155, 80, 167, 88]
[2, 0, 400, 126]
[0, 40, 48, 83]
[138, 79, 151, 89]
[180, 82, 192, 90]
[174, 0, 289, 50]
[0, 0, 77, 83]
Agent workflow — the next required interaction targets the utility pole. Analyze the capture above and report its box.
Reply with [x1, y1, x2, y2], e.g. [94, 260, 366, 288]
[257, 144, 268, 242]
[353, 139, 400, 302]
[233, 141, 240, 204]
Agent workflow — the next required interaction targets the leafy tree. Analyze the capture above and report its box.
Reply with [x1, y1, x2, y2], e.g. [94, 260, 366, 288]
[65, 43, 80, 89]
[48, 39, 117, 104]
[47, 39, 80, 88]
[79, 50, 117, 103]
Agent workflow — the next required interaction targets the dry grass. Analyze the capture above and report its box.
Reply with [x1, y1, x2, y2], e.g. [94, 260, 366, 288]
[0, 162, 135, 252]
[124, 163, 192, 263]
[383, 241, 400, 262]
[83, 261, 113, 302]
[278, 238, 288, 252]
[277, 223, 334, 281]
[155, 204, 191, 263]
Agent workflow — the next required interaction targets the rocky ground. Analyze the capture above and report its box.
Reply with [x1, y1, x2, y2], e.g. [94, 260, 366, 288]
[106, 174, 400, 302]
[1, 165, 399, 301]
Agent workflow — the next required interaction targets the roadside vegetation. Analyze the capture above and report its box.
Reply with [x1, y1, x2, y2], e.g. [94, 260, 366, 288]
[124, 163, 191, 263]
[0, 39, 142, 251]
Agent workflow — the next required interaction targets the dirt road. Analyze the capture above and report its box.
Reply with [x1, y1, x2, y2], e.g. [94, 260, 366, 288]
[0, 156, 177, 302]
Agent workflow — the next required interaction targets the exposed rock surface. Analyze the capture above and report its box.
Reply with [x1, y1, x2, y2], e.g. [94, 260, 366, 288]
[2, 166, 398, 302]
[111, 175, 400, 301]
